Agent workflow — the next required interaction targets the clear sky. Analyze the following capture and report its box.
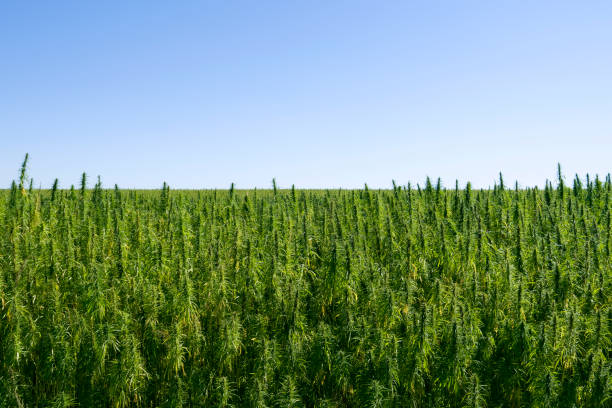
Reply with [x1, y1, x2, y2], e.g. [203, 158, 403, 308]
[1, 1, 611, 189]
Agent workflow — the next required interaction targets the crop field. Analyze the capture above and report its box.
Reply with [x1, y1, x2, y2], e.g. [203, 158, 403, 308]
[0, 159, 610, 407]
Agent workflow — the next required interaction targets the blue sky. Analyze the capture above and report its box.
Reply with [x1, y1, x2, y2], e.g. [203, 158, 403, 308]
[1, 1, 611, 189]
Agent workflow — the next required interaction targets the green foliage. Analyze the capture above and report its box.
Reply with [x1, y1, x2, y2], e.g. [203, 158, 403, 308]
[0, 158, 610, 407]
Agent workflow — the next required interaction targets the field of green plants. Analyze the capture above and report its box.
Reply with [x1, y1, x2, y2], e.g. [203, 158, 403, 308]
[0, 158, 610, 407]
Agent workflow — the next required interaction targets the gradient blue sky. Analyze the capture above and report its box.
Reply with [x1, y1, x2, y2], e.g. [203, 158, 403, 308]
[1, 1, 611, 189]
